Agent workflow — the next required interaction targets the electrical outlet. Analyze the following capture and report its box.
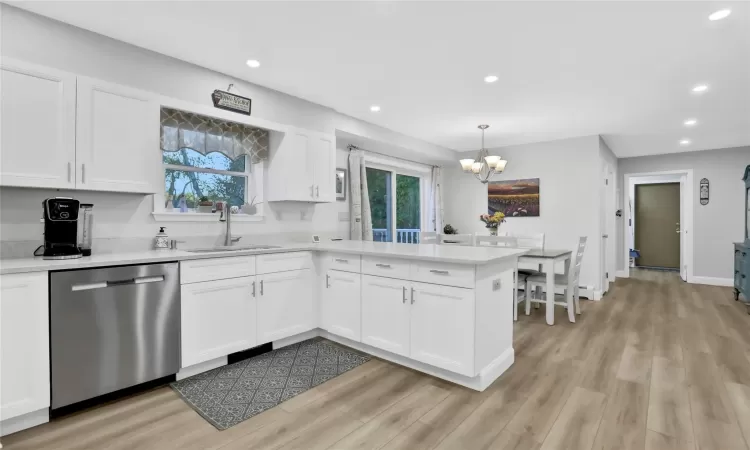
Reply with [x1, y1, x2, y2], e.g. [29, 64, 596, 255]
[492, 279, 502, 290]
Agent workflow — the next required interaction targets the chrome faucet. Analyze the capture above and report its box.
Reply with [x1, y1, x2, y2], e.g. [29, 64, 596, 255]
[218, 202, 241, 246]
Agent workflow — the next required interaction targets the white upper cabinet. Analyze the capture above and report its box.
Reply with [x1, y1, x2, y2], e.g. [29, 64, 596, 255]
[409, 282, 475, 376]
[311, 134, 335, 202]
[76, 76, 160, 194]
[256, 269, 314, 342]
[0, 272, 50, 422]
[322, 269, 361, 341]
[361, 275, 410, 356]
[0, 59, 77, 189]
[267, 128, 336, 203]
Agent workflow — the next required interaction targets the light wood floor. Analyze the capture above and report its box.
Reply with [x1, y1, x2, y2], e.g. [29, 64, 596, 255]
[4, 270, 750, 450]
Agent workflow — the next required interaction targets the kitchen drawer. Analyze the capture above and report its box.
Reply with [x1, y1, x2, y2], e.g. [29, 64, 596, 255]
[256, 251, 312, 274]
[412, 261, 475, 288]
[361, 256, 411, 280]
[180, 256, 256, 284]
[327, 253, 361, 273]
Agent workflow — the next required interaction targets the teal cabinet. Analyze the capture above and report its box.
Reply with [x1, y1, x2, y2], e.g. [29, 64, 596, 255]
[734, 165, 750, 305]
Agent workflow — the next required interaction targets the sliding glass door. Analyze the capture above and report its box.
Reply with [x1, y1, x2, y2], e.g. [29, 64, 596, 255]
[367, 167, 423, 243]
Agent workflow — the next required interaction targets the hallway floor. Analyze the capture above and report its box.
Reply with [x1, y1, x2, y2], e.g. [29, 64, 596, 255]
[3, 270, 749, 450]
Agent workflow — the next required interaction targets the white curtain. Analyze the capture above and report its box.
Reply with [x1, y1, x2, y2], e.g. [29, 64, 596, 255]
[349, 150, 373, 241]
[429, 166, 444, 233]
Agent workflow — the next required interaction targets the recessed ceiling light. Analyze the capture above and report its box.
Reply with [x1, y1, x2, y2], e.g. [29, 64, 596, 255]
[692, 84, 708, 93]
[246, 59, 260, 68]
[370, 105, 381, 112]
[484, 75, 499, 83]
[684, 119, 697, 126]
[679, 139, 691, 146]
[709, 9, 731, 21]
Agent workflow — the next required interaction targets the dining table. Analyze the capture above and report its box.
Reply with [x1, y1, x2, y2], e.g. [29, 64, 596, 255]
[518, 248, 573, 325]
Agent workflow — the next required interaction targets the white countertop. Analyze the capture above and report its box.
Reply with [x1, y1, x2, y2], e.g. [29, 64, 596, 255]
[0, 241, 528, 275]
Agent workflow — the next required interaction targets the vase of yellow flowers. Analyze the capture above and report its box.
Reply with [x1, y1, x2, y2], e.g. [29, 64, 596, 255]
[480, 212, 506, 236]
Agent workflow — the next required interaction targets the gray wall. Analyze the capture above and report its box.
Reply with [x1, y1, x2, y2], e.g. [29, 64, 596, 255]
[617, 146, 749, 280]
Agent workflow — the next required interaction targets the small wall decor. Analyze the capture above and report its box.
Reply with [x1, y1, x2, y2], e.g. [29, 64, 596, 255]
[700, 178, 709, 205]
[211, 84, 252, 115]
[336, 168, 347, 201]
[488, 178, 540, 217]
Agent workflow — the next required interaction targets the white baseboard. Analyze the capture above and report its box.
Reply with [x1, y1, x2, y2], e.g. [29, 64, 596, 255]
[0, 408, 49, 437]
[616, 270, 629, 278]
[691, 276, 734, 287]
[176, 356, 227, 381]
[320, 330, 513, 392]
[273, 329, 321, 349]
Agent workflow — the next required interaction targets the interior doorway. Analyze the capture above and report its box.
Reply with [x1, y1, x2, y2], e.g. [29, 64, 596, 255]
[623, 170, 693, 282]
[634, 183, 680, 269]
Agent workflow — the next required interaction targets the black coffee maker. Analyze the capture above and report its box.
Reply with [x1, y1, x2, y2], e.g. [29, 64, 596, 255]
[42, 197, 82, 260]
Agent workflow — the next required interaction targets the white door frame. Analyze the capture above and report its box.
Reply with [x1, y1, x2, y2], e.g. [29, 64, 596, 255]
[622, 169, 694, 282]
[601, 164, 616, 293]
[367, 156, 431, 242]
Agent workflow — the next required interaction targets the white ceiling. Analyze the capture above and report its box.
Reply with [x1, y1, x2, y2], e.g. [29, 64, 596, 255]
[12, 1, 750, 158]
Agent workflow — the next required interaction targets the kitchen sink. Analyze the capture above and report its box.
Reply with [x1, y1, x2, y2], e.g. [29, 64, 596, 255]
[185, 245, 281, 253]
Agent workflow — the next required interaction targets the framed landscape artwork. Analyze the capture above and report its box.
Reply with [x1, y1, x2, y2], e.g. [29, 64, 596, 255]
[488, 178, 540, 217]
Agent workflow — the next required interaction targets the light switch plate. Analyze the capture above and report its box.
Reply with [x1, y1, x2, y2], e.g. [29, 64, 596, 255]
[492, 279, 502, 291]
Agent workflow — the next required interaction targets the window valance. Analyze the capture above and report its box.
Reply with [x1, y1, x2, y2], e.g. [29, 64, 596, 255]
[160, 107, 269, 163]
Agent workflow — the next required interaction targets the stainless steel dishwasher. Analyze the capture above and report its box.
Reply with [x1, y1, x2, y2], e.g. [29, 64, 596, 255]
[50, 262, 180, 409]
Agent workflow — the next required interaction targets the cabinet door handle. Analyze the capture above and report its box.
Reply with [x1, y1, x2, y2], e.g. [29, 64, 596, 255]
[81, 164, 86, 183]
[316, 186, 320, 197]
[326, 274, 330, 288]
[402, 286, 407, 303]
[260, 280, 264, 295]
[335, 258, 349, 263]
[430, 269, 450, 275]
[251, 281, 256, 297]
[411, 287, 415, 304]
[310, 185, 314, 197]
[376, 263, 391, 269]
[68, 162, 72, 182]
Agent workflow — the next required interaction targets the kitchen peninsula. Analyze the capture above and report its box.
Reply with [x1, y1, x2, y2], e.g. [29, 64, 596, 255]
[0, 241, 526, 435]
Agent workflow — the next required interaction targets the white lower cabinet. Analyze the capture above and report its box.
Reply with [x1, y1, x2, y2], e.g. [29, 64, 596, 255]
[256, 269, 313, 342]
[410, 282, 475, 376]
[361, 275, 410, 356]
[181, 276, 257, 367]
[322, 270, 361, 341]
[0, 272, 50, 422]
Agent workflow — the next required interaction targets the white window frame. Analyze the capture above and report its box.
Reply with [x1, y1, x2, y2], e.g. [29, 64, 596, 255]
[152, 96, 279, 222]
[365, 154, 431, 243]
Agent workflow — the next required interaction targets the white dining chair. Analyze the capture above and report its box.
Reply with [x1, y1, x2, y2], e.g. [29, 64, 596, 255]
[502, 232, 546, 310]
[526, 237, 587, 323]
[473, 234, 518, 247]
[474, 235, 523, 320]
[419, 231, 437, 244]
[437, 234, 475, 246]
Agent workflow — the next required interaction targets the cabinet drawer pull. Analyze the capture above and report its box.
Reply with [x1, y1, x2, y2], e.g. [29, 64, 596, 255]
[402, 286, 407, 303]
[429, 269, 450, 275]
[335, 258, 349, 263]
[252, 281, 256, 297]
[376, 263, 391, 269]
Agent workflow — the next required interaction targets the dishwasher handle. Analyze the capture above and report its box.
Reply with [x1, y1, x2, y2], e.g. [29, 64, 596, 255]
[71, 275, 165, 291]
